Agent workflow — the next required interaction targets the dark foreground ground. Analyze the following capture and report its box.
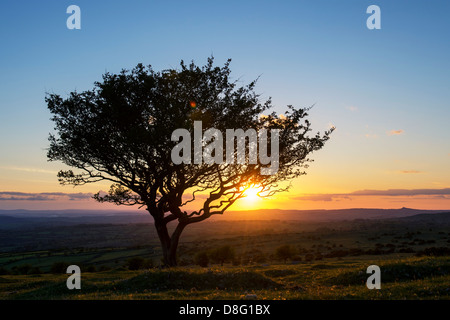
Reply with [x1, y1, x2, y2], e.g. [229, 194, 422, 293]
[0, 210, 449, 299]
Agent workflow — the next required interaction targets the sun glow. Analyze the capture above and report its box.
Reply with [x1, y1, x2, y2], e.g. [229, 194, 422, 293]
[243, 186, 261, 203]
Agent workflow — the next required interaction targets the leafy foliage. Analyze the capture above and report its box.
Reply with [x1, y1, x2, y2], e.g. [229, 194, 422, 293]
[46, 57, 333, 265]
[194, 251, 209, 268]
[209, 245, 235, 266]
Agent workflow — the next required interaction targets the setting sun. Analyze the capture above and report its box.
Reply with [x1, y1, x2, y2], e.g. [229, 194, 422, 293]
[243, 186, 261, 203]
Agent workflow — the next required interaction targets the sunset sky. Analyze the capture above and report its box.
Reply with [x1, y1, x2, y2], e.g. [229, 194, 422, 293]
[0, 1, 449, 212]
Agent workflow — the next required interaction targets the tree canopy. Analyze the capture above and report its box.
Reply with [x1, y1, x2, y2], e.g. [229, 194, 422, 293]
[47, 57, 333, 266]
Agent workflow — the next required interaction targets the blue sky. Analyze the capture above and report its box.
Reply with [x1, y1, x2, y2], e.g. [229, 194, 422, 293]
[0, 0, 449, 210]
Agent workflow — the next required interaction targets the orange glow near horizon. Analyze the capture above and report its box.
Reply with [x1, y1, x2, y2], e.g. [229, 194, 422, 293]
[0, 190, 449, 212]
[1, 169, 449, 211]
[241, 186, 262, 206]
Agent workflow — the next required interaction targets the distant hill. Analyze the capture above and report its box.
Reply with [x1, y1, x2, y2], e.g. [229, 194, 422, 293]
[0, 207, 448, 230]
[220, 207, 449, 222]
[0, 211, 151, 229]
[0, 209, 143, 218]
[392, 211, 450, 224]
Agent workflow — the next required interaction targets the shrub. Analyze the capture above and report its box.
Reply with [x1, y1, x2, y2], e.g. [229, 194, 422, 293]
[0, 267, 10, 275]
[29, 266, 42, 275]
[304, 253, 314, 262]
[209, 245, 235, 266]
[325, 250, 349, 258]
[127, 257, 152, 270]
[50, 262, 70, 274]
[348, 248, 364, 256]
[253, 253, 267, 263]
[275, 245, 295, 263]
[178, 257, 194, 266]
[86, 265, 97, 273]
[364, 248, 384, 255]
[416, 247, 450, 257]
[143, 259, 153, 269]
[232, 257, 241, 266]
[12, 264, 33, 275]
[194, 251, 209, 267]
[98, 266, 111, 272]
[11, 265, 39, 275]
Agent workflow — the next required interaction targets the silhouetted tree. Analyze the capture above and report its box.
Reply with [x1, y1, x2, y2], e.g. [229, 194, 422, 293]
[47, 57, 333, 266]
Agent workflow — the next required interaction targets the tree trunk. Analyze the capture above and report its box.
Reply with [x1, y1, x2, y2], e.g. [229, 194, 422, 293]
[154, 218, 186, 267]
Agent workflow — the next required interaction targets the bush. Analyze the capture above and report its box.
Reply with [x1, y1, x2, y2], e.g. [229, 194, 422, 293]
[11, 264, 41, 275]
[98, 266, 111, 272]
[0, 267, 9, 275]
[194, 251, 209, 267]
[127, 257, 152, 270]
[118, 269, 281, 291]
[30, 266, 42, 275]
[50, 262, 70, 274]
[253, 253, 267, 263]
[86, 265, 97, 273]
[232, 257, 241, 266]
[348, 248, 364, 256]
[416, 247, 450, 257]
[275, 245, 295, 263]
[364, 248, 384, 255]
[325, 250, 349, 258]
[178, 257, 194, 266]
[304, 253, 314, 262]
[209, 245, 235, 266]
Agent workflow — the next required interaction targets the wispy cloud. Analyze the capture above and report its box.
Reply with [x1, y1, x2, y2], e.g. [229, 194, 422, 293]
[0, 192, 94, 201]
[399, 170, 423, 174]
[388, 129, 404, 136]
[345, 106, 358, 112]
[350, 188, 450, 196]
[0, 191, 211, 202]
[294, 188, 450, 202]
[297, 194, 351, 202]
[0, 166, 56, 174]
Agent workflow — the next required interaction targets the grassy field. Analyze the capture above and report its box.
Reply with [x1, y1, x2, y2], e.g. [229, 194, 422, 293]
[1, 215, 450, 271]
[1, 255, 449, 300]
[1, 213, 449, 299]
